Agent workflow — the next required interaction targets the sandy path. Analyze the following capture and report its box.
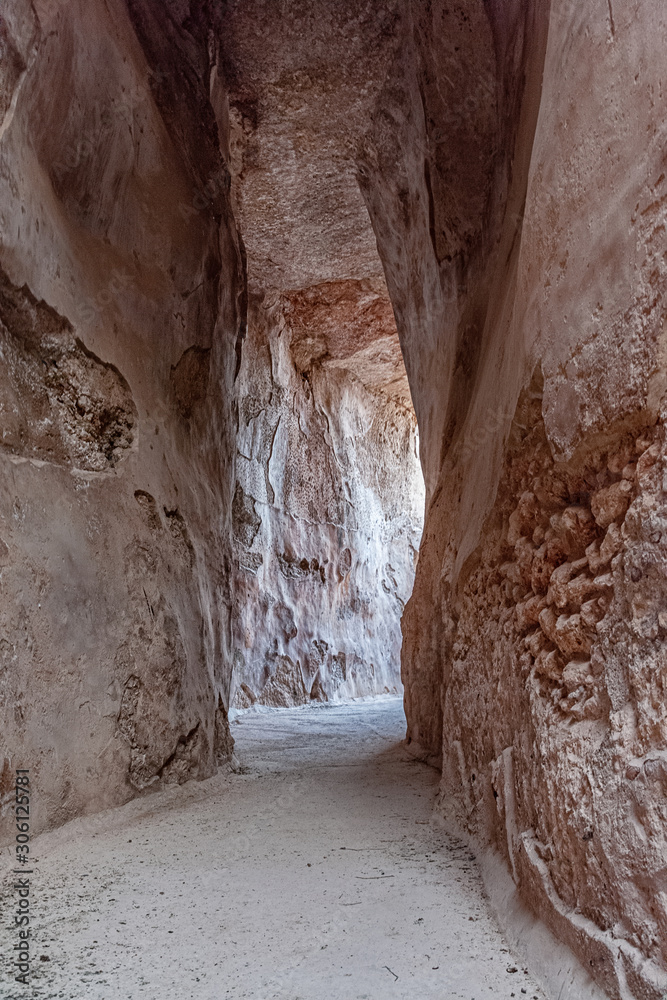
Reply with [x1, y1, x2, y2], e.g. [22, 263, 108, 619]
[1, 699, 546, 1000]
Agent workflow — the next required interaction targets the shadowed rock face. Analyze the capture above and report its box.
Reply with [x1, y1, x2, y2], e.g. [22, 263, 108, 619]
[0, 0, 422, 826]
[2, 1, 667, 997]
[0, 0, 242, 830]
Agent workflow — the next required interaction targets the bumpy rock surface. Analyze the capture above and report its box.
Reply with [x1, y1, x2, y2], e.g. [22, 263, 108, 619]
[356, 3, 667, 998]
[0, 0, 422, 830]
[232, 293, 423, 707]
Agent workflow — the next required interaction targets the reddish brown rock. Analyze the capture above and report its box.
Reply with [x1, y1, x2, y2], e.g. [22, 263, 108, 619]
[591, 480, 633, 529]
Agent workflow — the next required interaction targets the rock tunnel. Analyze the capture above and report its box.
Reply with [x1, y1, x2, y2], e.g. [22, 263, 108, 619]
[1, 1, 667, 997]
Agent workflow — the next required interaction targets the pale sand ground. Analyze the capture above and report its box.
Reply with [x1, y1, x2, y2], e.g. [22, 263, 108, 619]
[1, 699, 547, 1000]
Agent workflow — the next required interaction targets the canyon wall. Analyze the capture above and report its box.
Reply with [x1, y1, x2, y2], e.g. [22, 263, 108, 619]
[231, 291, 423, 708]
[0, 0, 242, 837]
[359, 2, 667, 997]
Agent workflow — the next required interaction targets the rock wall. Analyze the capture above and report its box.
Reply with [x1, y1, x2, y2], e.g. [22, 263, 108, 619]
[358, 2, 667, 997]
[231, 292, 423, 707]
[0, 0, 243, 837]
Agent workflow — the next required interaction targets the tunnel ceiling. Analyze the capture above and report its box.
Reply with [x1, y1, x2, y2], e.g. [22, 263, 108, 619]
[216, 0, 410, 400]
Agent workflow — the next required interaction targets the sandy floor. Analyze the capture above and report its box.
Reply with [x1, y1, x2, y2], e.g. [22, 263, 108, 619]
[1, 699, 547, 1000]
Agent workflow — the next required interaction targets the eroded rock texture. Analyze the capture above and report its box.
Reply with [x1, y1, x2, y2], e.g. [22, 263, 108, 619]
[232, 292, 422, 707]
[0, 0, 423, 834]
[0, 0, 242, 832]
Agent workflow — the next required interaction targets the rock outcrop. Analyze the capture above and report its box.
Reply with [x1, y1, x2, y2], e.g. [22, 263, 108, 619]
[0, 0, 422, 831]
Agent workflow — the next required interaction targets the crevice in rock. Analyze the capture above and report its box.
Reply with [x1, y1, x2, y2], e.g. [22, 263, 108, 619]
[0, 267, 136, 471]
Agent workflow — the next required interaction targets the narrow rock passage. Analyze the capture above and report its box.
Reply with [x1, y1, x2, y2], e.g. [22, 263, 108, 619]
[2, 700, 546, 1000]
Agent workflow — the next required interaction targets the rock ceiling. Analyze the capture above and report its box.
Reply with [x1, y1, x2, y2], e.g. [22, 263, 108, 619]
[218, 0, 410, 400]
